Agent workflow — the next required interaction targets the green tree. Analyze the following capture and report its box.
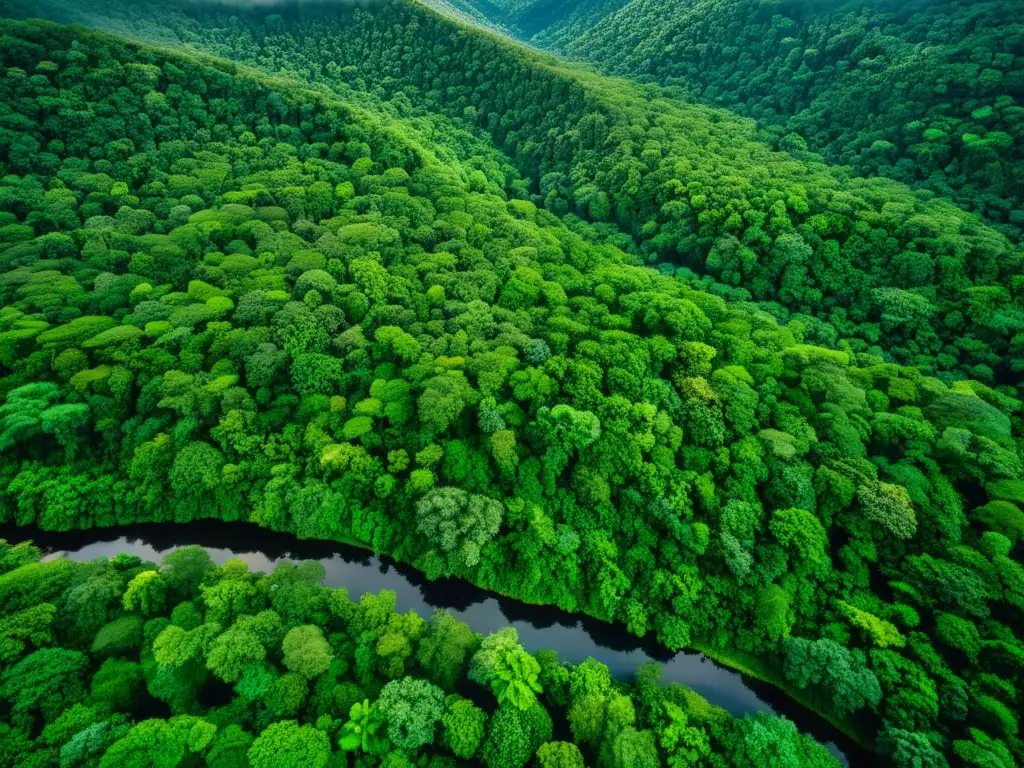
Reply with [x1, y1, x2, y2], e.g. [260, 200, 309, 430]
[470, 628, 543, 709]
[416, 487, 503, 573]
[724, 713, 840, 768]
[99, 716, 216, 768]
[247, 721, 330, 768]
[162, 547, 215, 600]
[281, 625, 333, 680]
[416, 611, 478, 691]
[338, 699, 388, 755]
[441, 696, 486, 759]
[0, 647, 88, 724]
[376, 677, 445, 751]
[206, 626, 266, 684]
[480, 702, 552, 768]
[536, 741, 585, 768]
[91, 659, 144, 712]
[206, 725, 254, 768]
[783, 638, 881, 716]
[122, 571, 168, 617]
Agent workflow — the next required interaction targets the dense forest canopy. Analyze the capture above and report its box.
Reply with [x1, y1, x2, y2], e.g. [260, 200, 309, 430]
[17, 0, 1024, 384]
[0, 0, 1023, 766]
[0, 538, 840, 767]
[449, 0, 1024, 232]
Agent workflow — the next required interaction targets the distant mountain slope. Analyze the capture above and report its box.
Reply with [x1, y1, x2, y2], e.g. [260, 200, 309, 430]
[478, 0, 630, 39]
[453, 0, 1024, 231]
[438, 0, 628, 42]
[418, 0, 512, 34]
[528, 0, 630, 48]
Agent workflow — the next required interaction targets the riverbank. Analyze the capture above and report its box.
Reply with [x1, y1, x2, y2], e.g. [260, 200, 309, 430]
[1, 519, 870, 765]
[227, 520, 877, 756]
[691, 644, 876, 754]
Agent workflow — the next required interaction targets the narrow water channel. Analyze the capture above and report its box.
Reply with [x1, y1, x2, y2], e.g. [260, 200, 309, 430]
[1, 521, 867, 765]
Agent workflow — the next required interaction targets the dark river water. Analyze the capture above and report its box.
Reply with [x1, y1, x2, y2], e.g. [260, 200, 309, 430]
[1, 521, 868, 765]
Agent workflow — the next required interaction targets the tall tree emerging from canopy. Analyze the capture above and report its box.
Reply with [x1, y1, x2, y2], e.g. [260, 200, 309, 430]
[416, 487, 504, 574]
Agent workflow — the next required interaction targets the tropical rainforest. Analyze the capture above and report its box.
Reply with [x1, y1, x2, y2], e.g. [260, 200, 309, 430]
[452, 0, 1024, 233]
[0, 0, 1022, 766]
[0, 538, 832, 767]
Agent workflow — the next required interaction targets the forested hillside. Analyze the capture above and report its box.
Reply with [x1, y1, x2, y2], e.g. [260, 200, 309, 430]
[420, 0, 630, 42]
[1, 1, 1023, 766]
[18, 0, 1024, 383]
[451, 0, 1024, 232]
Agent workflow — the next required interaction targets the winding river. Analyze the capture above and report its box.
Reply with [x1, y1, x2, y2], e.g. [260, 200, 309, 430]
[1, 521, 867, 765]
